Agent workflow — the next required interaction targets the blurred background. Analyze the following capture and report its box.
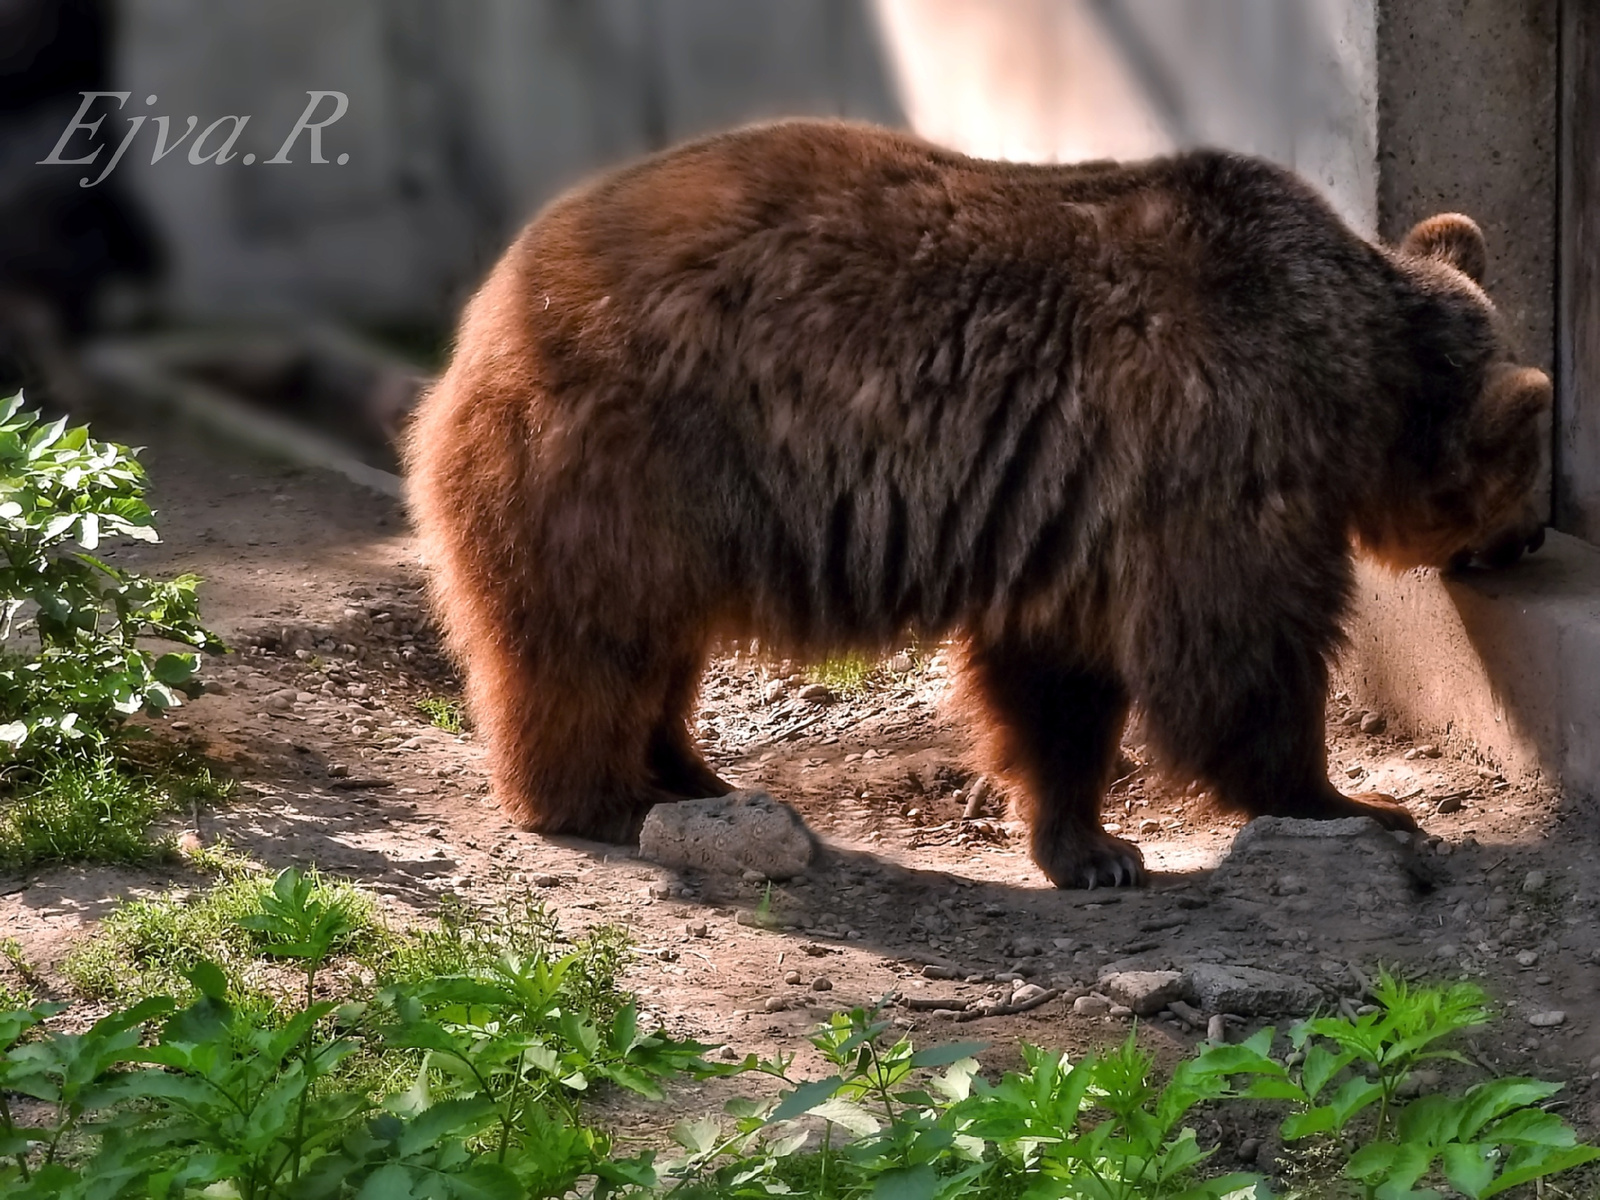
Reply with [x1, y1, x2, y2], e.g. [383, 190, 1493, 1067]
[0, 0, 1576, 528]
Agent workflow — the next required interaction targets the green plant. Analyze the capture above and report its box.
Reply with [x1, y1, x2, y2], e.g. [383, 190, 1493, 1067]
[0, 395, 223, 760]
[0, 868, 726, 1198]
[1268, 971, 1600, 1198]
[414, 696, 465, 733]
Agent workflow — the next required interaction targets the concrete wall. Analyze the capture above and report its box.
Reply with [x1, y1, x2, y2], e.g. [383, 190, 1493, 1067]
[115, 0, 900, 325]
[877, 0, 1379, 233]
[1375, 0, 1558, 373]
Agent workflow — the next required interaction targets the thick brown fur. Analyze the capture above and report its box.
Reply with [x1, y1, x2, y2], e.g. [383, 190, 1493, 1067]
[403, 121, 1550, 888]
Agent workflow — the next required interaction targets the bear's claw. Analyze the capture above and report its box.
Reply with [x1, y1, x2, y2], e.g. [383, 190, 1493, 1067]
[1035, 829, 1148, 890]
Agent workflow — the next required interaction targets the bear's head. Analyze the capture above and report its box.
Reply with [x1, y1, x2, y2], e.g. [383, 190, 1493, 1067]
[1356, 214, 1551, 573]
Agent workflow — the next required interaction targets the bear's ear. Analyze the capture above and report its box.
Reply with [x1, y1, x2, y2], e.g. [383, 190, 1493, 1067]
[1473, 364, 1551, 448]
[1401, 213, 1488, 283]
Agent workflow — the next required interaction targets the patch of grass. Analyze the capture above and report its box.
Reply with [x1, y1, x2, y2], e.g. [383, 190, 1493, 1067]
[0, 752, 234, 870]
[180, 836, 259, 877]
[0, 937, 37, 1009]
[805, 651, 879, 697]
[0, 755, 174, 867]
[414, 695, 465, 732]
[61, 865, 387, 1009]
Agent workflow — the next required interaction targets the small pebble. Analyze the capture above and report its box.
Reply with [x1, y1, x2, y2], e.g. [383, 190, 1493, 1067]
[741, 868, 766, 883]
[1435, 943, 1460, 959]
[1359, 711, 1386, 735]
[1516, 950, 1540, 968]
[1010, 983, 1048, 1006]
[811, 976, 833, 992]
[686, 920, 709, 937]
[763, 681, 786, 704]
[719, 1045, 742, 1061]
[1522, 869, 1548, 893]
[1527, 1010, 1566, 1028]
[784, 970, 802, 985]
[530, 873, 560, 888]
[1207, 1014, 1228, 1042]
[1436, 795, 1464, 815]
[1237, 1138, 1260, 1164]
[1109, 1004, 1134, 1019]
[922, 965, 957, 980]
[1535, 974, 1552, 985]
[1138, 819, 1160, 835]
[764, 997, 788, 1013]
[797, 683, 834, 704]
[1345, 765, 1365, 779]
[327, 763, 351, 778]
[1073, 994, 1111, 1017]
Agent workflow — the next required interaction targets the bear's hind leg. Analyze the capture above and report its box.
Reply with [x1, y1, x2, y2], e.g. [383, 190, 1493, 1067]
[1137, 636, 1418, 833]
[464, 626, 694, 843]
[962, 639, 1144, 889]
[646, 657, 735, 798]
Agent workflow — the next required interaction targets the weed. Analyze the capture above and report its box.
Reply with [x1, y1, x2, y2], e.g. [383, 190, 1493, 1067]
[61, 866, 385, 1009]
[376, 886, 632, 1026]
[414, 695, 465, 732]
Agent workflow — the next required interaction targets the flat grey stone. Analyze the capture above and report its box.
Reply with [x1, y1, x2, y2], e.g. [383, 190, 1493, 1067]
[1099, 969, 1186, 1016]
[638, 790, 815, 880]
[1182, 964, 1323, 1016]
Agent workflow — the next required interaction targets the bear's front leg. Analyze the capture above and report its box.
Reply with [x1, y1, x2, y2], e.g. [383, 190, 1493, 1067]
[961, 640, 1145, 888]
[1138, 630, 1420, 835]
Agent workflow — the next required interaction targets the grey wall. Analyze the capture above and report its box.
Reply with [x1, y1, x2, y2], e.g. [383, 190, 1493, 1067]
[115, 0, 900, 326]
[1375, 0, 1557, 374]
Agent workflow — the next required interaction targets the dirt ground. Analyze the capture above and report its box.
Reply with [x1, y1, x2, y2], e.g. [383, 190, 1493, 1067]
[3, 410, 1599, 1168]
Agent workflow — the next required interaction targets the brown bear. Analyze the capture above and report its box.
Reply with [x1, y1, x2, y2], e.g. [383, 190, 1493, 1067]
[403, 120, 1549, 889]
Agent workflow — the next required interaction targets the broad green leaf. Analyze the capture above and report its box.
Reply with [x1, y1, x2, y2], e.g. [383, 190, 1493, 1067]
[908, 1041, 989, 1069]
[1440, 1143, 1496, 1199]
[768, 1075, 843, 1123]
[872, 1164, 939, 1200]
[811, 1097, 882, 1137]
[1481, 1143, 1600, 1196]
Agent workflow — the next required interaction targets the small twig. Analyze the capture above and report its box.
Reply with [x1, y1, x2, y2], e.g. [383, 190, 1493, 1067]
[955, 988, 1061, 1021]
[903, 995, 971, 1012]
[1169, 999, 1205, 1026]
[766, 710, 831, 744]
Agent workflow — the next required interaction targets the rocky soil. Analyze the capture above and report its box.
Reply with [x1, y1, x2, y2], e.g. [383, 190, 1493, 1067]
[2, 411, 1598, 1174]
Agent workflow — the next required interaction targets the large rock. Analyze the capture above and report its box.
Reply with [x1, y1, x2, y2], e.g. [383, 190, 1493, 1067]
[1209, 815, 1433, 931]
[638, 791, 815, 880]
[1182, 964, 1323, 1016]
